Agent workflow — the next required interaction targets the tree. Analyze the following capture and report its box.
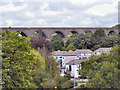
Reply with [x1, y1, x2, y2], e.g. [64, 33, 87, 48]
[100, 35, 119, 48]
[66, 44, 77, 51]
[65, 33, 92, 49]
[30, 36, 52, 52]
[90, 29, 105, 50]
[84, 45, 120, 88]
[113, 24, 120, 28]
[2, 29, 46, 88]
[51, 34, 64, 51]
[78, 62, 88, 81]
[30, 32, 59, 78]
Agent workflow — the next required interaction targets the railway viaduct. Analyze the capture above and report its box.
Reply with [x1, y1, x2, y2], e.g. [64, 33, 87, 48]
[1, 27, 119, 39]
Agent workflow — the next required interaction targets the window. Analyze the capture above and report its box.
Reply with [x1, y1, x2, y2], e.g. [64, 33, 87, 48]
[60, 60, 62, 67]
[69, 65, 71, 71]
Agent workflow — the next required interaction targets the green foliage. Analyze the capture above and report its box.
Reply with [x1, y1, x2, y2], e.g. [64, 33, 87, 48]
[30, 49, 46, 75]
[100, 35, 119, 47]
[90, 29, 105, 50]
[65, 34, 92, 49]
[54, 76, 68, 88]
[2, 30, 46, 88]
[31, 32, 59, 78]
[33, 29, 44, 37]
[33, 72, 52, 88]
[41, 80, 56, 88]
[113, 24, 120, 28]
[51, 34, 64, 51]
[93, 28, 105, 38]
[84, 45, 120, 88]
[64, 72, 71, 80]
[78, 62, 87, 79]
[66, 44, 77, 51]
[61, 80, 77, 89]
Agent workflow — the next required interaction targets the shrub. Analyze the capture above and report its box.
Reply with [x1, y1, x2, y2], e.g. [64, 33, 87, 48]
[80, 84, 85, 87]
[42, 80, 56, 88]
[64, 72, 71, 80]
[61, 80, 77, 89]
[54, 76, 68, 88]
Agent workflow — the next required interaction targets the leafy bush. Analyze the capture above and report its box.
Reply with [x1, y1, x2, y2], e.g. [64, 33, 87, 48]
[42, 80, 56, 88]
[54, 76, 68, 88]
[33, 72, 52, 88]
[64, 72, 71, 80]
[61, 80, 77, 89]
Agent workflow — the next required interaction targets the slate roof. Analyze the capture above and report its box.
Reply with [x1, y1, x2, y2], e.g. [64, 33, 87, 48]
[94, 48, 111, 53]
[64, 50, 77, 56]
[74, 49, 93, 55]
[53, 50, 67, 56]
[66, 59, 87, 65]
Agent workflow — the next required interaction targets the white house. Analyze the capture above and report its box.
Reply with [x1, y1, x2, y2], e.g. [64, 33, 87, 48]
[53, 50, 67, 67]
[66, 59, 87, 78]
[53, 50, 77, 76]
[74, 49, 93, 59]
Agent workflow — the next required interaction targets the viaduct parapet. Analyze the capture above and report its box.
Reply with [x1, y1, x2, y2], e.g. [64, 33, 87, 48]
[1, 27, 118, 39]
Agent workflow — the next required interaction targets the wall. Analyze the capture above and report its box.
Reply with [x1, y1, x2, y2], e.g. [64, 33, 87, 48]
[1, 27, 118, 39]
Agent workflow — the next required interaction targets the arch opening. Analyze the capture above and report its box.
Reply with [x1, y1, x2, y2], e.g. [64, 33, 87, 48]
[108, 31, 116, 35]
[54, 31, 65, 38]
[84, 31, 92, 34]
[33, 31, 46, 38]
[119, 32, 120, 35]
[70, 31, 78, 34]
[17, 31, 27, 37]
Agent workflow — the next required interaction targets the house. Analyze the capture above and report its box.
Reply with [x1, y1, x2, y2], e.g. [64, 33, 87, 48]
[63, 50, 77, 66]
[94, 48, 111, 55]
[53, 50, 67, 66]
[53, 50, 77, 76]
[74, 49, 93, 59]
[66, 59, 87, 78]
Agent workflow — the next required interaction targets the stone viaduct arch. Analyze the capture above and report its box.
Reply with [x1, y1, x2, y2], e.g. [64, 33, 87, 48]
[33, 31, 47, 38]
[1, 27, 118, 39]
[17, 31, 27, 37]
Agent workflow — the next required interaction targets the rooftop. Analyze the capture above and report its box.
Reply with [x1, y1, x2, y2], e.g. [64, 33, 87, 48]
[74, 49, 93, 55]
[64, 50, 77, 56]
[66, 59, 87, 65]
[94, 48, 111, 53]
[53, 50, 65, 56]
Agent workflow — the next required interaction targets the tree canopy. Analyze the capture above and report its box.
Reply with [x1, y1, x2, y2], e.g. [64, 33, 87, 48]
[2, 30, 46, 88]
[83, 45, 120, 88]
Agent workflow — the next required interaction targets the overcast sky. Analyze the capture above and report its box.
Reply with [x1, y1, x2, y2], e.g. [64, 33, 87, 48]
[0, 0, 119, 27]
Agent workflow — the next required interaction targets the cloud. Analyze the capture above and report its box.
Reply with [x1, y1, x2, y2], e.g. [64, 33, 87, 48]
[0, 1, 118, 27]
[84, 2, 117, 16]
[70, 0, 117, 5]
[24, 11, 35, 18]
[0, 2, 27, 13]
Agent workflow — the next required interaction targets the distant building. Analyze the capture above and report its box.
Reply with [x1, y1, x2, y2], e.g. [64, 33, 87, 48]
[66, 59, 87, 78]
[74, 49, 93, 59]
[53, 50, 67, 67]
[52, 48, 112, 77]
[53, 50, 77, 76]
[94, 48, 111, 55]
